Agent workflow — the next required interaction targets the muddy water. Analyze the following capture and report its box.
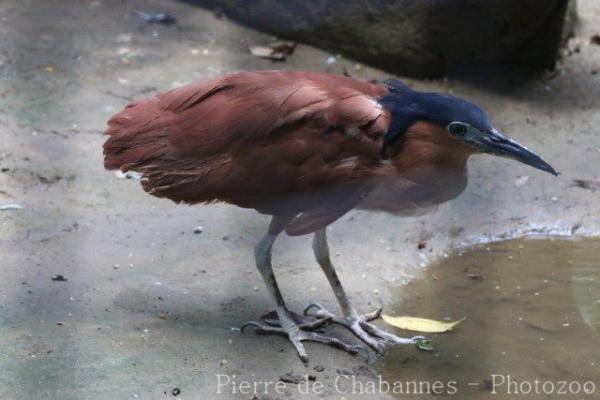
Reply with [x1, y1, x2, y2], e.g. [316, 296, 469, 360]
[380, 238, 600, 399]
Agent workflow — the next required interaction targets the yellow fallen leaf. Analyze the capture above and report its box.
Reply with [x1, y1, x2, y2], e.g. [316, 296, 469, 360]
[382, 315, 465, 333]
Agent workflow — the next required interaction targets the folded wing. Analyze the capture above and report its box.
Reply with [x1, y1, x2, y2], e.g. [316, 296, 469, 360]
[103, 70, 391, 234]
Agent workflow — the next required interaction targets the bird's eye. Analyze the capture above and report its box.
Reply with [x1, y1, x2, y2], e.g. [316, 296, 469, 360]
[448, 122, 467, 136]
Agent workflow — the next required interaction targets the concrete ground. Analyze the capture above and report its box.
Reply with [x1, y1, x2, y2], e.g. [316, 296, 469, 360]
[0, 0, 599, 399]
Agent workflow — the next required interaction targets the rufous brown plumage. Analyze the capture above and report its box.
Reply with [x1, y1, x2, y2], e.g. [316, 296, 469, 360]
[103, 71, 477, 235]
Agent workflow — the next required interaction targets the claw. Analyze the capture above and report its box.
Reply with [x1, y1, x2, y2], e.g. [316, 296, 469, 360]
[303, 302, 324, 316]
[412, 337, 434, 351]
[240, 321, 261, 333]
[353, 345, 371, 360]
[240, 321, 285, 335]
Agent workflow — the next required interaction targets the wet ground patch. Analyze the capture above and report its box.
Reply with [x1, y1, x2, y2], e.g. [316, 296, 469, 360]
[381, 238, 600, 399]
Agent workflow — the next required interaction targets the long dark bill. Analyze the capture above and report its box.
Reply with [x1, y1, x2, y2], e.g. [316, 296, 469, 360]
[478, 130, 559, 176]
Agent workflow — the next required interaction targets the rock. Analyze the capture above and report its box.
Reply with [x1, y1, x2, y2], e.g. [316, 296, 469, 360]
[188, 0, 577, 78]
[279, 373, 305, 384]
[51, 274, 68, 282]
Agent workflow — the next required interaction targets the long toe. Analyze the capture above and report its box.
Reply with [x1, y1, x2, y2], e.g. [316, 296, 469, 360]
[261, 309, 332, 330]
[303, 303, 344, 324]
[240, 314, 360, 363]
[346, 319, 425, 353]
[289, 331, 362, 363]
[240, 321, 286, 335]
[298, 331, 362, 355]
[363, 307, 383, 322]
[359, 320, 420, 345]
[303, 304, 425, 353]
[346, 321, 387, 354]
[289, 333, 309, 363]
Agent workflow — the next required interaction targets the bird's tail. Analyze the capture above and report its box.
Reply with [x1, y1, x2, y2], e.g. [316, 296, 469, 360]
[103, 97, 228, 204]
[103, 98, 169, 173]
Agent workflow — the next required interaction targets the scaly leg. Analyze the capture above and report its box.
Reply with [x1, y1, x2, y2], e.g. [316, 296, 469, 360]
[240, 217, 360, 362]
[305, 228, 425, 353]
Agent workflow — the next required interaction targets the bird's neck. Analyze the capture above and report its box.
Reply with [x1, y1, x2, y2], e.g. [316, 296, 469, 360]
[390, 121, 472, 172]
[365, 121, 471, 213]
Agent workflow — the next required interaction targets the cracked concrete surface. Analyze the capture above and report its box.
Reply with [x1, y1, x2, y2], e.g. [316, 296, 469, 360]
[0, 0, 599, 399]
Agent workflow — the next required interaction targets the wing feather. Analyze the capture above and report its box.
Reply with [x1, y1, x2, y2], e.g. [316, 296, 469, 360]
[103, 71, 390, 233]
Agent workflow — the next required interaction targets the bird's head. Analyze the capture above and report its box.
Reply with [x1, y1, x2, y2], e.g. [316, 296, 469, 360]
[381, 81, 558, 176]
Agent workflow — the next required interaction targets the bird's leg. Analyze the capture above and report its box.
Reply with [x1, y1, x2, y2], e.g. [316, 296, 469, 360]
[305, 228, 425, 353]
[240, 217, 360, 362]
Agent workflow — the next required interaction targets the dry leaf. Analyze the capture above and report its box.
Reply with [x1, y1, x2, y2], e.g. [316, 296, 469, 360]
[249, 46, 285, 60]
[249, 41, 296, 61]
[382, 315, 465, 333]
[269, 41, 296, 54]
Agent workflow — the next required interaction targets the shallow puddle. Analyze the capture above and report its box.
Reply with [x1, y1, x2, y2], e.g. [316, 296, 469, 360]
[381, 238, 600, 399]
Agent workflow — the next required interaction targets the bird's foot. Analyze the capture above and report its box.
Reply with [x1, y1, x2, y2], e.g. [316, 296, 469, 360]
[304, 303, 426, 354]
[240, 308, 361, 363]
